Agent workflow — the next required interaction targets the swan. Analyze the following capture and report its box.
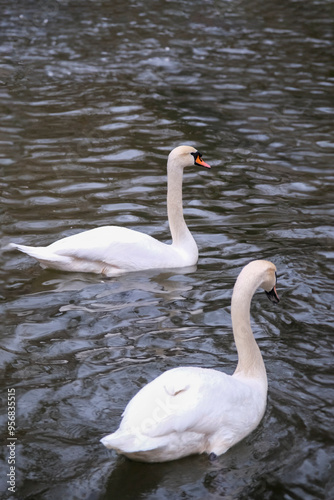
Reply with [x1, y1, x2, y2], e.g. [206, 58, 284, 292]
[100, 260, 280, 463]
[9, 145, 210, 276]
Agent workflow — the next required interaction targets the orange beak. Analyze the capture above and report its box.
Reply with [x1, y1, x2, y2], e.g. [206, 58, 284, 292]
[195, 157, 211, 169]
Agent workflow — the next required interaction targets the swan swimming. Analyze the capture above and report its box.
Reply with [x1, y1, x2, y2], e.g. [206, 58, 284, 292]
[9, 145, 210, 276]
[100, 259, 280, 462]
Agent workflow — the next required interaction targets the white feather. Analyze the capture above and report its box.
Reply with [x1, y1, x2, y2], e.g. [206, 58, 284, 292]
[101, 260, 279, 462]
[9, 146, 210, 276]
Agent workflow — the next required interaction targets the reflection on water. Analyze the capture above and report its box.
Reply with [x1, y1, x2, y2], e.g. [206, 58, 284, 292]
[1, 0, 334, 499]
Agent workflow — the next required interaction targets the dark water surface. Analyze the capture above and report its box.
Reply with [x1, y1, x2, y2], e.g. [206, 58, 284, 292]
[1, 0, 333, 499]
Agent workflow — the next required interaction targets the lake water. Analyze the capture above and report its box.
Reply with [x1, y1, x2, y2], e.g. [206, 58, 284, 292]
[1, 0, 333, 499]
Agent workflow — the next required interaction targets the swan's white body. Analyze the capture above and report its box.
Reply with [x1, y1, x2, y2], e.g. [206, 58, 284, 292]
[101, 260, 280, 462]
[10, 226, 195, 276]
[9, 146, 210, 276]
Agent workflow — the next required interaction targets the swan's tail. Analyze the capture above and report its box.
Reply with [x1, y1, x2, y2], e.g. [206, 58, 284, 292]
[9, 242, 71, 268]
[9, 242, 53, 260]
[10, 243, 44, 258]
[100, 429, 158, 454]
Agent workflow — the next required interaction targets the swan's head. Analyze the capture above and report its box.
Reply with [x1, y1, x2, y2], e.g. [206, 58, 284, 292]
[257, 260, 280, 303]
[237, 260, 280, 304]
[168, 145, 211, 170]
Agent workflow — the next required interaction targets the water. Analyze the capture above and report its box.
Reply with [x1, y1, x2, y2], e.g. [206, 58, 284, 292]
[1, 0, 333, 498]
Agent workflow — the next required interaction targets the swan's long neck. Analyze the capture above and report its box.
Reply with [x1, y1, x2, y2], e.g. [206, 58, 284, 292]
[167, 161, 197, 253]
[231, 275, 267, 381]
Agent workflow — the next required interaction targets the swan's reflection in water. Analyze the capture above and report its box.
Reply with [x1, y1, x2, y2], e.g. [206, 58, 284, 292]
[103, 454, 215, 500]
[55, 266, 198, 313]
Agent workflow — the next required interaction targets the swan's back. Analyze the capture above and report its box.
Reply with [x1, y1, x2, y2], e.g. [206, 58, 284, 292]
[10, 225, 196, 276]
[101, 366, 267, 462]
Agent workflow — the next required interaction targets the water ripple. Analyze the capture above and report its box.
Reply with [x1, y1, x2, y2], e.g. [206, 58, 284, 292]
[1, 0, 333, 499]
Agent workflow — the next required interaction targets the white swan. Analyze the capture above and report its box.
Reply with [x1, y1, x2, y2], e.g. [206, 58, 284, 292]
[9, 145, 210, 276]
[100, 260, 280, 463]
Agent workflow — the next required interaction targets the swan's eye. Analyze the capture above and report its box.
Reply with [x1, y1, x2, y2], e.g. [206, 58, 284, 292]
[191, 151, 211, 169]
[191, 151, 201, 162]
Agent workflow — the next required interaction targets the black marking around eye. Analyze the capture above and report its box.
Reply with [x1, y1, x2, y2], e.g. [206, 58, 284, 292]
[191, 151, 202, 161]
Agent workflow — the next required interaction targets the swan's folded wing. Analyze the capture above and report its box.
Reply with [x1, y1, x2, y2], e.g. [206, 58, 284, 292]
[119, 367, 247, 439]
[48, 226, 171, 269]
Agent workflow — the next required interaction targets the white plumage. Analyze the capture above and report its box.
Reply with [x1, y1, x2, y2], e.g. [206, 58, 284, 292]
[9, 145, 210, 276]
[101, 260, 280, 462]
